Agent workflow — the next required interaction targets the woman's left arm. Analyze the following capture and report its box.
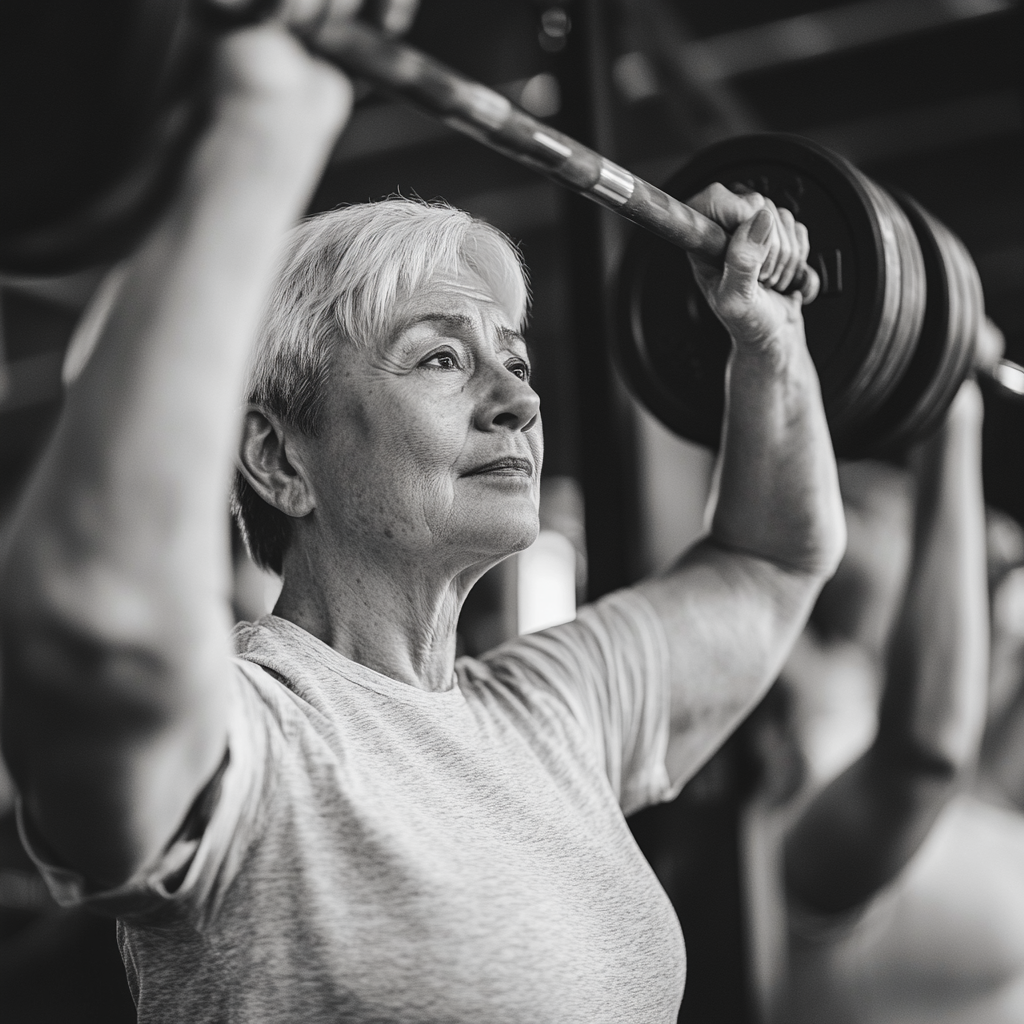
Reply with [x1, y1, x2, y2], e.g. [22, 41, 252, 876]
[636, 186, 846, 786]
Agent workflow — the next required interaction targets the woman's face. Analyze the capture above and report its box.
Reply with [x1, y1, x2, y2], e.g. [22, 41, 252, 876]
[304, 266, 543, 573]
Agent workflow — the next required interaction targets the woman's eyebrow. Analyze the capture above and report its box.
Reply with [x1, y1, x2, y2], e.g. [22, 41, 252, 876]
[497, 325, 527, 349]
[396, 314, 525, 351]
[403, 312, 474, 334]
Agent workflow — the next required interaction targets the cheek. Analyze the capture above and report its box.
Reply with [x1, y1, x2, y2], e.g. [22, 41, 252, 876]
[345, 389, 470, 534]
[402, 408, 467, 533]
[529, 414, 545, 468]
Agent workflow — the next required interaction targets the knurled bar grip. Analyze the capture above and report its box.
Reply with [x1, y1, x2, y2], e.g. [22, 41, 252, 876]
[308, 19, 732, 263]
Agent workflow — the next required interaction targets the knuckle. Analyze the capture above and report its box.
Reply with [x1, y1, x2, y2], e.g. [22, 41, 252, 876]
[691, 182, 728, 205]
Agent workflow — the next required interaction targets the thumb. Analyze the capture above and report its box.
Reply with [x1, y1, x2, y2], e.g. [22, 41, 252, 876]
[720, 208, 774, 301]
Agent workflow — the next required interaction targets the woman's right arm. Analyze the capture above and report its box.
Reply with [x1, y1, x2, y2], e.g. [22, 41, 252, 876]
[784, 381, 989, 914]
[0, 26, 350, 890]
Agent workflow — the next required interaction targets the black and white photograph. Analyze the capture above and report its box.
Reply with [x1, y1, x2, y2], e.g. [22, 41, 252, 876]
[0, 1, 1022, 1021]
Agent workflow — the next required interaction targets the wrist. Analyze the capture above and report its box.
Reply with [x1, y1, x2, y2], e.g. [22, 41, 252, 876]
[209, 86, 347, 166]
[727, 323, 817, 407]
[206, 24, 352, 174]
[182, 90, 345, 226]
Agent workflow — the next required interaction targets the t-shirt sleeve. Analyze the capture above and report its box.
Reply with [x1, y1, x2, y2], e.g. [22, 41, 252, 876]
[481, 588, 677, 816]
[17, 659, 274, 931]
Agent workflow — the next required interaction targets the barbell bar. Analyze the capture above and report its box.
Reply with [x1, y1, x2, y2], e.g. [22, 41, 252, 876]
[304, 19, 801, 285]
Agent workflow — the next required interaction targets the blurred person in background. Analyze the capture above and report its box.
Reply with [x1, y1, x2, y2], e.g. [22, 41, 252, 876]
[0, 10, 844, 1024]
[744, 368, 1024, 1024]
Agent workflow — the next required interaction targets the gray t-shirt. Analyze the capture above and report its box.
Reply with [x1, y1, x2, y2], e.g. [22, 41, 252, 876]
[24, 589, 687, 1022]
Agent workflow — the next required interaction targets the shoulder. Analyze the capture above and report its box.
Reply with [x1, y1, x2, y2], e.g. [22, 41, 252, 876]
[478, 588, 667, 679]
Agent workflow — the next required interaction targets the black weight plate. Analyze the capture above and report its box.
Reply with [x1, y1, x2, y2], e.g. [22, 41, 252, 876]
[866, 181, 926, 420]
[911, 224, 981, 438]
[830, 173, 907, 441]
[0, 0, 213, 273]
[614, 134, 889, 457]
[867, 197, 979, 451]
[838, 181, 928, 455]
[860, 193, 953, 451]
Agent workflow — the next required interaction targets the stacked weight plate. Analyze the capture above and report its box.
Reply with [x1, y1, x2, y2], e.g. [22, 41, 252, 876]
[862, 194, 983, 451]
[614, 134, 979, 457]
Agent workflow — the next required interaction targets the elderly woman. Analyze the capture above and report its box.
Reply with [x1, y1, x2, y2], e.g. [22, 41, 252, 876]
[0, 22, 843, 1024]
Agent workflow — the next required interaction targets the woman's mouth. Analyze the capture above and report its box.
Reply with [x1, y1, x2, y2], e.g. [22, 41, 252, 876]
[463, 457, 534, 477]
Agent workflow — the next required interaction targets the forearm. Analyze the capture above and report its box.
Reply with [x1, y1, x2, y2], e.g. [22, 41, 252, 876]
[712, 337, 845, 579]
[9, 106, 334, 609]
[0, 29, 347, 882]
[877, 387, 988, 772]
[640, 194, 843, 784]
[3, 47, 344, 652]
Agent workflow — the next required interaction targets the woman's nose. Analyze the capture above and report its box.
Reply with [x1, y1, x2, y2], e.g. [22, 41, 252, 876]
[474, 366, 541, 433]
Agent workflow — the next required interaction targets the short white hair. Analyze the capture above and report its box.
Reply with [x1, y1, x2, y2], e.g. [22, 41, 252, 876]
[233, 198, 531, 572]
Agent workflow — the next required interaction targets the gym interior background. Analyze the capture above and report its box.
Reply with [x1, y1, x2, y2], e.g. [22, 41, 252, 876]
[0, 1, 1021, 1021]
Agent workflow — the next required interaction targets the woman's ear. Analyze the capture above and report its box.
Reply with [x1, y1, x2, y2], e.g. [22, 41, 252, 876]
[237, 408, 316, 518]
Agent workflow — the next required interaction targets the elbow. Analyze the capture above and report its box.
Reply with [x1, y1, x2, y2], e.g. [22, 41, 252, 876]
[0, 553, 208, 741]
[811, 515, 847, 582]
[813, 483, 848, 580]
[778, 511, 846, 587]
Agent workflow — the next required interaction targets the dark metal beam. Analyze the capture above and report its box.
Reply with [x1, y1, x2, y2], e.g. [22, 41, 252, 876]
[550, 0, 638, 599]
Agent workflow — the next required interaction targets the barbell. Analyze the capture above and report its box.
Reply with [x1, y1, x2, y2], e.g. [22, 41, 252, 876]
[614, 134, 986, 456]
[1, 3, 1019, 459]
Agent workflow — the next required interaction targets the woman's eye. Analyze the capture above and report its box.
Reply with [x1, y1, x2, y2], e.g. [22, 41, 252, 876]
[508, 359, 531, 383]
[423, 351, 460, 371]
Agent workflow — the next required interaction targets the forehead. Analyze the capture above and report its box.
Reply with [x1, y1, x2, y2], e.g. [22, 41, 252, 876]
[389, 268, 524, 344]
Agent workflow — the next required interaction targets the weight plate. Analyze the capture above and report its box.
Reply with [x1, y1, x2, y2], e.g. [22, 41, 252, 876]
[862, 194, 954, 451]
[614, 134, 892, 457]
[832, 172, 907, 440]
[0, 0, 213, 273]
[913, 223, 981, 437]
[837, 179, 929, 455]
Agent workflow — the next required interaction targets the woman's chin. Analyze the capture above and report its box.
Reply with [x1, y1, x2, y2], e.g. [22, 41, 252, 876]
[454, 505, 540, 558]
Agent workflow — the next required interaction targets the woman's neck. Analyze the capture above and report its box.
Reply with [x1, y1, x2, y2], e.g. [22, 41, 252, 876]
[272, 535, 494, 692]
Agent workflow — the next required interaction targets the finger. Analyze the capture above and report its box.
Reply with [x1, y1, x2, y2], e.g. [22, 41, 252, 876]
[794, 220, 810, 264]
[773, 208, 802, 292]
[720, 207, 776, 305]
[764, 200, 793, 288]
[686, 182, 765, 231]
[788, 220, 816, 302]
[757, 199, 784, 286]
[796, 263, 820, 305]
